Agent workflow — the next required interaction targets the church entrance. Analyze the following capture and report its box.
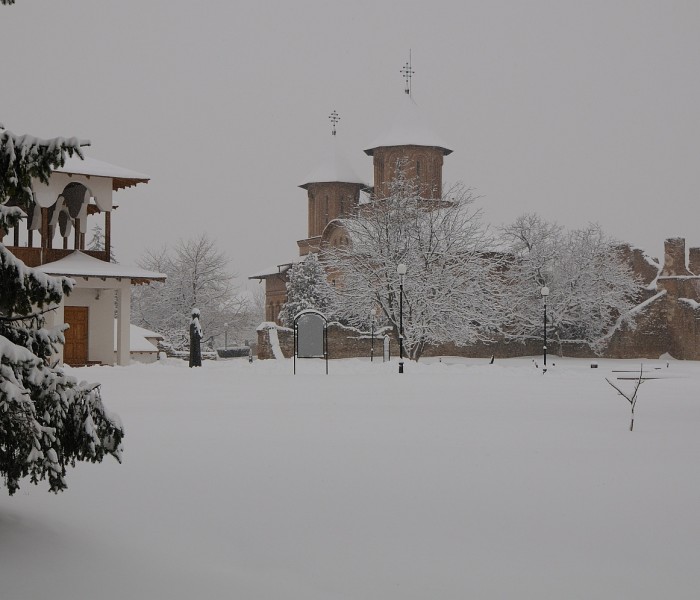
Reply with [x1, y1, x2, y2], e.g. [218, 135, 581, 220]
[64, 306, 89, 366]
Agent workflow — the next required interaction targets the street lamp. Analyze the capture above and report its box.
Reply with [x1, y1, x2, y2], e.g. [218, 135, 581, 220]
[540, 286, 549, 373]
[224, 322, 229, 349]
[370, 307, 377, 362]
[397, 263, 407, 374]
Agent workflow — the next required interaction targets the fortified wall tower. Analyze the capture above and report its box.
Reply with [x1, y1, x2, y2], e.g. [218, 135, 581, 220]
[653, 237, 700, 360]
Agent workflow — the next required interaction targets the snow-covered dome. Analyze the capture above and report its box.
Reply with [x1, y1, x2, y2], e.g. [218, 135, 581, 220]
[299, 135, 366, 190]
[364, 94, 452, 156]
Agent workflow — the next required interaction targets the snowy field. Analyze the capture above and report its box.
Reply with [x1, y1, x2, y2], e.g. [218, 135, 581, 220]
[2, 355, 700, 600]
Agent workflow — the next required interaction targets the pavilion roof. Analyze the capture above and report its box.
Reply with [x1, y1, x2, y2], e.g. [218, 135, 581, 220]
[55, 155, 150, 190]
[36, 251, 165, 283]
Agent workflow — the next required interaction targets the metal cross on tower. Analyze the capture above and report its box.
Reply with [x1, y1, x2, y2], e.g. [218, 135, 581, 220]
[400, 50, 414, 96]
[329, 110, 340, 136]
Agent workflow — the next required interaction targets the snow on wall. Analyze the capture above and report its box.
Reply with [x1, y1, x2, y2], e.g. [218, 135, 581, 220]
[267, 326, 285, 360]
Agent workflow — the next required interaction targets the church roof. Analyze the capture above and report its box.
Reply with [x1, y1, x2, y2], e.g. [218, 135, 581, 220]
[55, 155, 150, 191]
[36, 251, 166, 283]
[364, 94, 452, 156]
[299, 136, 367, 190]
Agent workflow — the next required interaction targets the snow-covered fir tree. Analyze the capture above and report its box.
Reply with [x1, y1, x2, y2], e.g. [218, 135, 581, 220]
[1, 127, 123, 495]
[278, 253, 335, 327]
[87, 224, 117, 262]
[323, 168, 504, 360]
[499, 213, 643, 354]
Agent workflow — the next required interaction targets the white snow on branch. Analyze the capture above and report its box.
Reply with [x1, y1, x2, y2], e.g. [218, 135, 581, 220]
[678, 297, 700, 310]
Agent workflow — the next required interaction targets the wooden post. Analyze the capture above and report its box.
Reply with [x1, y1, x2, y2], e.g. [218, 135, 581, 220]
[105, 211, 112, 262]
[116, 284, 131, 366]
[41, 207, 50, 249]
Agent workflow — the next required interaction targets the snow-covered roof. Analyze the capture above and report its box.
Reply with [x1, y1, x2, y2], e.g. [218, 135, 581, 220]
[249, 254, 307, 280]
[299, 136, 367, 189]
[55, 156, 150, 191]
[249, 262, 296, 280]
[364, 94, 452, 156]
[36, 251, 166, 282]
[113, 322, 164, 353]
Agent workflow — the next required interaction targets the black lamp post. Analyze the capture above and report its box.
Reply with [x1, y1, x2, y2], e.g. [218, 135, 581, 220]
[397, 263, 407, 374]
[224, 322, 229, 349]
[370, 308, 376, 362]
[541, 286, 549, 373]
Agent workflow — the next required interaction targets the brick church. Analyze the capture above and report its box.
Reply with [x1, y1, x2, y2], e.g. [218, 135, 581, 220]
[250, 78, 453, 320]
[251, 78, 700, 361]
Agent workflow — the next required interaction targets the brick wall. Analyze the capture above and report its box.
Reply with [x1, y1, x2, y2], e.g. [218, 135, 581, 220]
[256, 238, 700, 362]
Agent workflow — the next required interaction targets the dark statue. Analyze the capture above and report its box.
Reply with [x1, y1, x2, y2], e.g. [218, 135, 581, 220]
[189, 308, 202, 368]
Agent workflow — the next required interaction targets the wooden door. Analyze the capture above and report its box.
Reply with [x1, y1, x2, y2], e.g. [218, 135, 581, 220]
[64, 306, 89, 366]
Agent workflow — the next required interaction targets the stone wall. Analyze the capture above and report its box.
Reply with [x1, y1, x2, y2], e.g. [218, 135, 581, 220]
[689, 247, 700, 275]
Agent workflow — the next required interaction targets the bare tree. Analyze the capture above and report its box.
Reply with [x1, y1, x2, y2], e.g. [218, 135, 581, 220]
[606, 365, 647, 431]
[132, 234, 249, 350]
[323, 169, 504, 361]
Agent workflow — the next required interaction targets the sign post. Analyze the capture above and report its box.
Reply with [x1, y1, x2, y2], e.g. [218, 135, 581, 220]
[293, 309, 329, 375]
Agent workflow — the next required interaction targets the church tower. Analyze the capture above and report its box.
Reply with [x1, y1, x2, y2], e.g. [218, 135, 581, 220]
[297, 111, 366, 255]
[364, 58, 452, 200]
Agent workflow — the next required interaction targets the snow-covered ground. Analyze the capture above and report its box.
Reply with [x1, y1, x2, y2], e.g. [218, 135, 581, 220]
[2, 356, 699, 599]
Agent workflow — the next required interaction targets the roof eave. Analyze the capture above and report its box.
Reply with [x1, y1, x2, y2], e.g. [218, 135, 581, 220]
[364, 144, 453, 156]
[113, 177, 150, 191]
[298, 180, 366, 190]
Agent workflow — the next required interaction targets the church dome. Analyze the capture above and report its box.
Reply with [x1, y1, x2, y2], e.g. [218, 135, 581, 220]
[364, 94, 452, 156]
[299, 136, 366, 190]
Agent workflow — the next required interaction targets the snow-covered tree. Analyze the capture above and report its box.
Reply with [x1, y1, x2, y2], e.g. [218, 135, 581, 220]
[87, 224, 117, 262]
[1, 125, 88, 208]
[500, 214, 643, 354]
[132, 233, 249, 350]
[323, 169, 504, 360]
[278, 253, 334, 326]
[1, 128, 123, 496]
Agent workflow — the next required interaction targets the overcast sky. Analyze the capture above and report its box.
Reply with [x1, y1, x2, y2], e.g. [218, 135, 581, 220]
[4, 0, 699, 289]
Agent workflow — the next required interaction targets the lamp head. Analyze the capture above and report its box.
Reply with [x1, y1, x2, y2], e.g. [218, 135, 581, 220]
[397, 263, 407, 276]
[541, 286, 550, 297]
